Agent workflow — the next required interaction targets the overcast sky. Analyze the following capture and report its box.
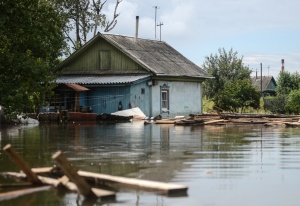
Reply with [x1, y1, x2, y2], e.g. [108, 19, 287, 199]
[101, 0, 300, 78]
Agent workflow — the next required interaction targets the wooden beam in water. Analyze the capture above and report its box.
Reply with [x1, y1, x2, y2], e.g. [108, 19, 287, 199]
[52, 151, 97, 198]
[27, 167, 188, 196]
[3, 144, 42, 185]
[0, 185, 51, 201]
[78, 170, 188, 196]
[1, 172, 116, 199]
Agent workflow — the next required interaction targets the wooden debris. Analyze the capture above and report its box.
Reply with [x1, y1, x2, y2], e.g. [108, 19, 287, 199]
[284, 122, 300, 127]
[1, 145, 188, 201]
[1, 172, 116, 199]
[204, 119, 229, 125]
[52, 151, 97, 198]
[77, 170, 188, 196]
[151, 113, 300, 126]
[4, 167, 188, 196]
[0, 185, 51, 201]
[3, 144, 42, 185]
[155, 120, 176, 124]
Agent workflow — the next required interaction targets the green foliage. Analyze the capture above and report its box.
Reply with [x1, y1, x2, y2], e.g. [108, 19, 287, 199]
[202, 48, 252, 99]
[202, 96, 215, 113]
[263, 95, 287, 114]
[58, 0, 121, 51]
[0, 0, 66, 118]
[213, 79, 260, 113]
[276, 70, 300, 95]
[202, 48, 259, 112]
[285, 89, 300, 114]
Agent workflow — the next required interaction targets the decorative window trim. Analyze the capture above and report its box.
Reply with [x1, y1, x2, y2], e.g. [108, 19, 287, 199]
[160, 84, 170, 113]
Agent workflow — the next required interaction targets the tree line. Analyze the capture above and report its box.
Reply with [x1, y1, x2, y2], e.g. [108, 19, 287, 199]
[202, 48, 300, 115]
[0, 0, 121, 119]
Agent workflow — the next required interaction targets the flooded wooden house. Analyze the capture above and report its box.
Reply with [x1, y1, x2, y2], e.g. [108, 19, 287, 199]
[48, 32, 211, 118]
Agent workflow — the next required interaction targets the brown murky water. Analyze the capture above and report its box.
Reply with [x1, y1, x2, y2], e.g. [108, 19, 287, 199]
[0, 121, 300, 206]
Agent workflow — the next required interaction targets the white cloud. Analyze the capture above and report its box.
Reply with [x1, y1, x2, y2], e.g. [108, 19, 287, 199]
[244, 52, 300, 78]
[99, 0, 300, 79]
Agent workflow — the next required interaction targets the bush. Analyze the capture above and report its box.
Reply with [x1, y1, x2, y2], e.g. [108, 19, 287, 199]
[264, 95, 287, 114]
[285, 89, 300, 114]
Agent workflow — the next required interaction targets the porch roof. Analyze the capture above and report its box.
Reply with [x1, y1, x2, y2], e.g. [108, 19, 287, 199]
[56, 75, 151, 85]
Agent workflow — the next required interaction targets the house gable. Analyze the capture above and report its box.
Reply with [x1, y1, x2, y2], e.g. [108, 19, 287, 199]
[58, 33, 211, 81]
[251, 76, 276, 95]
[60, 36, 148, 74]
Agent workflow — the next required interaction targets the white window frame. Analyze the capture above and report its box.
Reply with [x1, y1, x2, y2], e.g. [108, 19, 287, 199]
[160, 84, 170, 112]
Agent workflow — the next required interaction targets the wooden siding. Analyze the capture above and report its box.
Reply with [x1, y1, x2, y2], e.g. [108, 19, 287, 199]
[63, 39, 142, 72]
[87, 86, 131, 114]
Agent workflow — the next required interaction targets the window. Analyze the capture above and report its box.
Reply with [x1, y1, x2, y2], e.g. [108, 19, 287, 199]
[141, 88, 145, 94]
[161, 90, 169, 111]
[161, 84, 170, 112]
[99, 50, 111, 70]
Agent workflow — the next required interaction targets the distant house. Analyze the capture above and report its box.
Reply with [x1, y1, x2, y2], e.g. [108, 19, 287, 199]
[251, 76, 277, 96]
[48, 33, 212, 118]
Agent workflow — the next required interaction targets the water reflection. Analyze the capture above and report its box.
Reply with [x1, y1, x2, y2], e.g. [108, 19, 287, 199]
[1, 123, 300, 205]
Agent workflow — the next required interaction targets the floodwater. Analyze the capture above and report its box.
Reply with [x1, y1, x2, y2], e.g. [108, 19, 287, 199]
[0, 121, 300, 206]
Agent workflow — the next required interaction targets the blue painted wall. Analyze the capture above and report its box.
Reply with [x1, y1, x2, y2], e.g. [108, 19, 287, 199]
[129, 80, 151, 117]
[75, 79, 151, 115]
[86, 86, 131, 114]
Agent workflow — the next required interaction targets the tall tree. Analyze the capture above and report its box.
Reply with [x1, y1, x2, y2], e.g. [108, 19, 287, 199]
[0, 0, 67, 118]
[60, 0, 122, 51]
[202, 48, 252, 99]
[276, 70, 300, 95]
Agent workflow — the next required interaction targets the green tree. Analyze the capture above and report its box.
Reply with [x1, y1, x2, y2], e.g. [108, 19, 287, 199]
[285, 89, 300, 114]
[59, 0, 122, 51]
[213, 79, 260, 112]
[0, 0, 67, 118]
[276, 70, 300, 95]
[202, 48, 252, 99]
[264, 94, 287, 114]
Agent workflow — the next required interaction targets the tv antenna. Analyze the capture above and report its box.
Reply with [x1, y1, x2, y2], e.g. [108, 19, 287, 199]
[157, 22, 163, 41]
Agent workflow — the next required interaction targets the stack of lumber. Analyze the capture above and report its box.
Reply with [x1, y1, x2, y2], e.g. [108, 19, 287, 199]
[151, 113, 300, 127]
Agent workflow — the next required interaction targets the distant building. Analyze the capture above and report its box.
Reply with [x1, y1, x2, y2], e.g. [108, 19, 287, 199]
[47, 33, 212, 118]
[251, 76, 277, 96]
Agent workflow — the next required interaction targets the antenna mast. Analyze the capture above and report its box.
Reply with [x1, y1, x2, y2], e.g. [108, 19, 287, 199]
[153, 6, 159, 39]
[157, 22, 163, 41]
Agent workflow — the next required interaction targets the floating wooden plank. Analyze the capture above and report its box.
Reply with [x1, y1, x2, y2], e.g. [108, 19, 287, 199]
[3, 168, 187, 196]
[77, 170, 188, 196]
[3, 144, 42, 185]
[204, 119, 229, 125]
[0, 185, 51, 201]
[1, 172, 116, 199]
[52, 151, 97, 198]
[284, 122, 300, 127]
[155, 120, 175, 124]
[31, 167, 53, 174]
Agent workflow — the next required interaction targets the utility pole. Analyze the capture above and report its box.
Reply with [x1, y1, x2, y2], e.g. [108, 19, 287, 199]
[157, 22, 163, 41]
[260, 63, 263, 92]
[153, 6, 159, 39]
